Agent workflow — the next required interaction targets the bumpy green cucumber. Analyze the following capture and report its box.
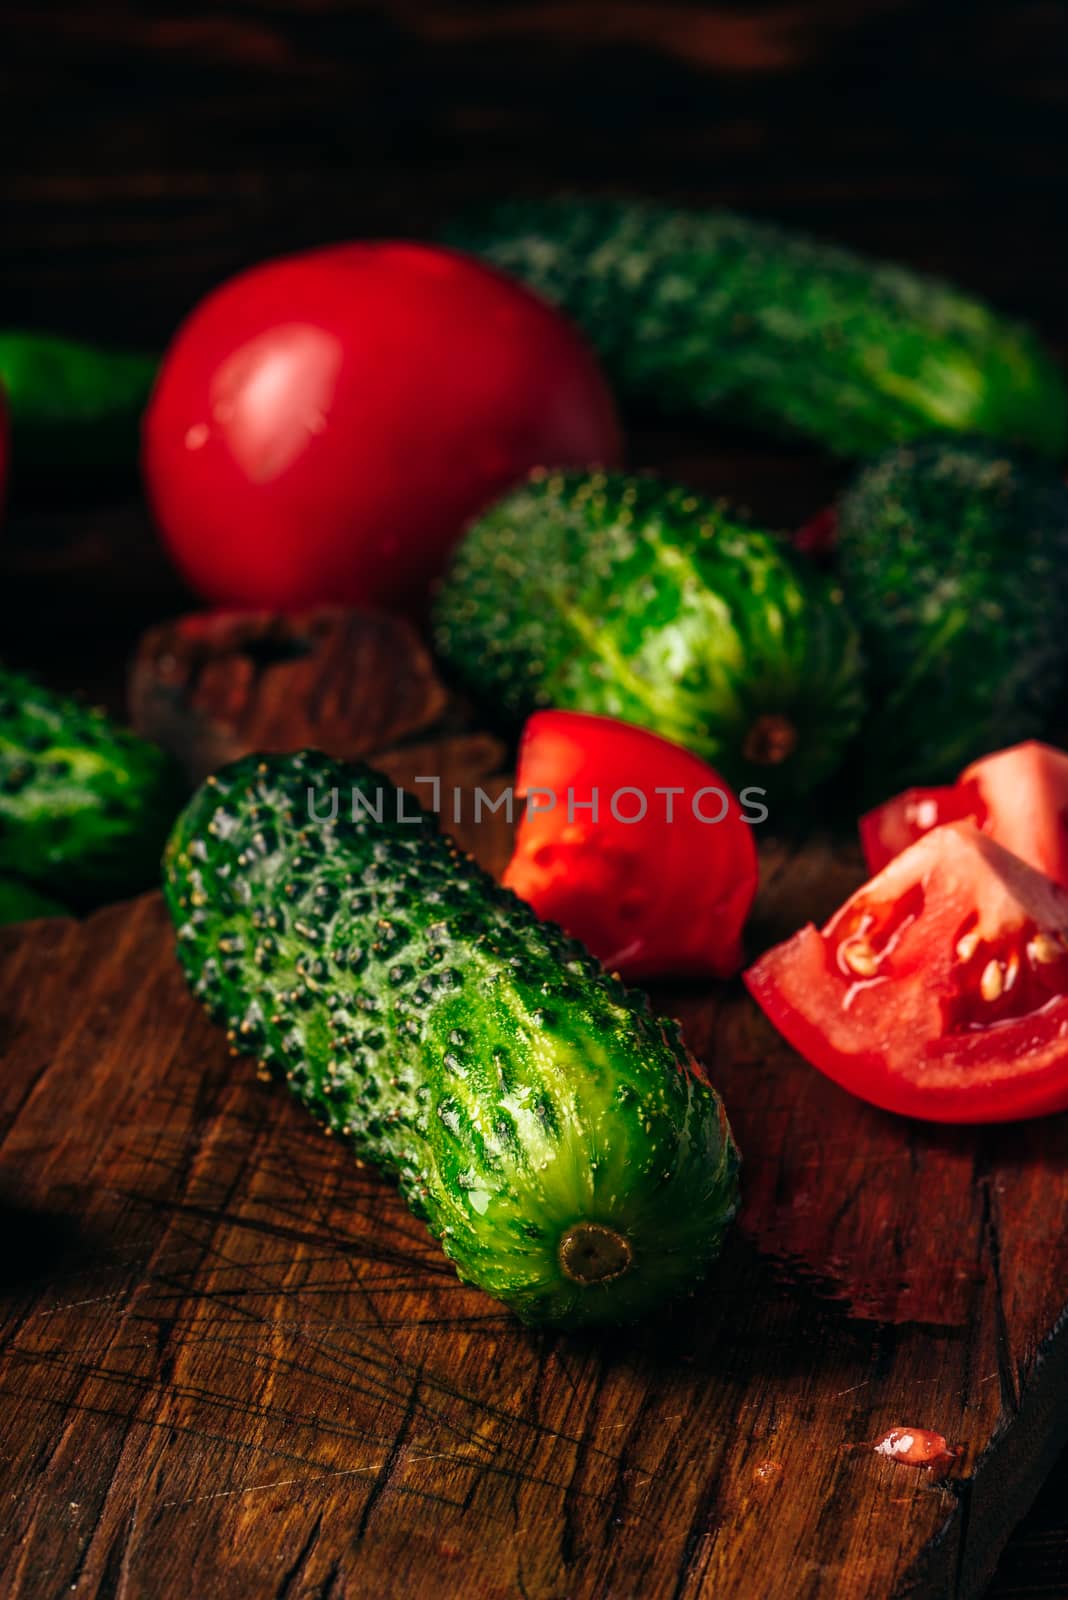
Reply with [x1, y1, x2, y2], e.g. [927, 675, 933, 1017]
[0, 667, 184, 901]
[446, 197, 1068, 459]
[163, 751, 739, 1327]
[0, 332, 157, 470]
[0, 876, 68, 925]
[433, 469, 865, 796]
[836, 438, 1068, 792]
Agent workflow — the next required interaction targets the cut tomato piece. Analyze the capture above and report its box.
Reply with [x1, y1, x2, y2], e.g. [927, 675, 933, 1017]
[859, 782, 983, 872]
[959, 743, 1068, 890]
[503, 711, 759, 981]
[745, 822, 1068, 1123]
[860, 741, 1068, 889]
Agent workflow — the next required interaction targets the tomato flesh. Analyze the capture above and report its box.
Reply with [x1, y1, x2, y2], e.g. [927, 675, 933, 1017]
[745, 822, 1068, 1122]
[143, 242, 621, 612]
[860, 781, 984, 872]
[960, 742, 1068, 891]
[503, 711, 759, 981]
[860, 741, 1068, 888]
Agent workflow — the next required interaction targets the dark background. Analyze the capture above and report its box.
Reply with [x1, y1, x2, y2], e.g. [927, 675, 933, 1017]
[1, 3, 1066, 1591]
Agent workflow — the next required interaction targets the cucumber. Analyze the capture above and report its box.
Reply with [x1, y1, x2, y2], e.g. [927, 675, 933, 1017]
[446, 197, 1068, 459]
[163, 751, 739, 1327]
[0, 667, 185, 902]
[0, 332, 157, 470]
[0, 876, 68, 925]
[835, 438, 1068, 793]
[432, 469, 865, 796]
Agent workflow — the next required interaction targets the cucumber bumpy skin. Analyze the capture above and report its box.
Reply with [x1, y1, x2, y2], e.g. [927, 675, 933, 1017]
[0, 667, 185, 902]
[445, 196, 1068, 459]
[836, 439, 1068, 793]
[433, 469, 866, 796]
[164, 751, 739, 1328]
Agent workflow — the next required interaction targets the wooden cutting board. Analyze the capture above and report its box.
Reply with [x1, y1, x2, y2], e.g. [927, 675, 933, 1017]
[2, 612, 1067, 1600]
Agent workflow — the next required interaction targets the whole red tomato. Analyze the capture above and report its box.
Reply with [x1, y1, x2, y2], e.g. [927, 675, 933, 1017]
[143, 242, 621, 610]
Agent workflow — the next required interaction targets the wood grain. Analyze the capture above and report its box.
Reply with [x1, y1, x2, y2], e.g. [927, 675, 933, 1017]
[1, 3, 1067, 1591]
[0, 618, 1067, 1597]
[129, 609, 451, 785]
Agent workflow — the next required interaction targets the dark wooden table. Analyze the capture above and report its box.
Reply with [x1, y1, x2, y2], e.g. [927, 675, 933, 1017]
[2, 4, 1067, 1594]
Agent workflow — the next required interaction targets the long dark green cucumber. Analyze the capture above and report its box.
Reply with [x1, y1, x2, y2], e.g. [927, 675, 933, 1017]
[433, 469, 865, 796]
[163, 751, 739, 1327]
[835, 438, 1068, 793]
[445, 197, 1068, 459]
[0, 666, 185, 902]
[0, 332, 157, 469]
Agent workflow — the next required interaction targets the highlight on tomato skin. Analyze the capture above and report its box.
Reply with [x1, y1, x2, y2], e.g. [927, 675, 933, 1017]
[142, 241, 622, 614]
[744, 821, 1068, 1124]
[860, 740, 1068, 889]
[502, 710, 760, 983]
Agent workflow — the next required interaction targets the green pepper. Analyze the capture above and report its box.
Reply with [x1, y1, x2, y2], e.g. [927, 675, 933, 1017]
[0, 332, 157, 471]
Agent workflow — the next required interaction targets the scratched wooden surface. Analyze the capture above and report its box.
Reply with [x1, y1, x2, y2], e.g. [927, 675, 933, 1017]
[2, 3, 1068, 1594]
[0, 619, 1066, 1598]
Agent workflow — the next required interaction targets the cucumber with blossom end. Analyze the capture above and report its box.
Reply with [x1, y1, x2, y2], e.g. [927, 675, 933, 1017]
[163, 750, 739, 1327]
[432, 469, 866, 797]
[445, 196, 1068, 459]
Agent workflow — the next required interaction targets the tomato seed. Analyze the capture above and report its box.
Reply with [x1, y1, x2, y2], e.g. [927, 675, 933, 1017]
[1028, 932, 1063, 965]
[842, 941, 879, 977]
[980, 959, 1005, 1001]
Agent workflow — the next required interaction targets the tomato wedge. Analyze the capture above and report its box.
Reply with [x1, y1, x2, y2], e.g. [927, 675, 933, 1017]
[861, 741, 1068, 889]
[860, 781, 982, 871]
[745, 822, 1068, 1123]
[503, 711, 760, 981]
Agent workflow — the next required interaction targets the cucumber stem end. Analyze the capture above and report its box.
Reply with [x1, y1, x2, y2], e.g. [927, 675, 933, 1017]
[558, 1223, 633, 1285]
[743, 712, 798, 766]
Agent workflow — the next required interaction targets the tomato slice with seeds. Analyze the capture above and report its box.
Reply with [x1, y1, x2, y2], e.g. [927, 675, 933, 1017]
[860, 741, 1068, 888]
[503, 711, 759, 981]
[745, 822, 1068, 1123]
